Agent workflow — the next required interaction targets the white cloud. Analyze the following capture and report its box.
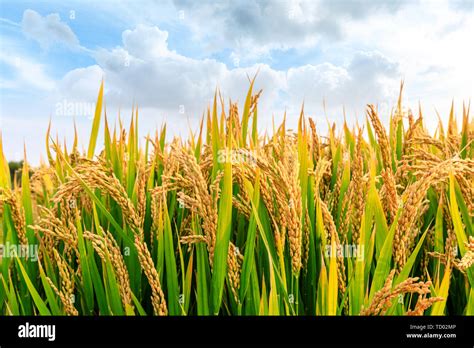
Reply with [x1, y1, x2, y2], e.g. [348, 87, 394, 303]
[172, 0, 408, 58]
[341, 0, 474, 129]
[59, 65, 104, 100]
[21, 9, 79, 50]
[2, 21, 402, 146]
[56, 24, 396, 135]
[0, 52, 55, 91]
[122, 24, 172, 59]
[284, 51, 400, 124]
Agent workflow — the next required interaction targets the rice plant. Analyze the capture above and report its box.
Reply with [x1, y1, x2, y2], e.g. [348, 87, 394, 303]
[0, 80, 473, 316]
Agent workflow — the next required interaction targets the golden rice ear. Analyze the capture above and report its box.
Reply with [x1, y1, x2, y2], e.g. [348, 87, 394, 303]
[134, 235, 168, 315]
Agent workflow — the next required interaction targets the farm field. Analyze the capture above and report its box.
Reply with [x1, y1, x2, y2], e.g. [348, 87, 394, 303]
[0, 81, 473, 316]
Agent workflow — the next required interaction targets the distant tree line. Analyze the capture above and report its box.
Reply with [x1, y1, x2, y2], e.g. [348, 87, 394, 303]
[7, 161, 29, 186]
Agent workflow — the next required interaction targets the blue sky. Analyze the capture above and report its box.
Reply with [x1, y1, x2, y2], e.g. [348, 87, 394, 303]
[0, 0, 473, 164]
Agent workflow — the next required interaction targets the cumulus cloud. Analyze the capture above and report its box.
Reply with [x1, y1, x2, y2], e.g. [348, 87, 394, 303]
[122, 24, 172, 59]
[21, 9, 79, 49]
[84, 25, 285, 117]
[59, 65, 104, 100]
[284, 51, 400, 121]
[92, 29, 226, 112]
[57, 24, 397, 129]
[10, 7, 405, 129]
[172, 0, 407, 57]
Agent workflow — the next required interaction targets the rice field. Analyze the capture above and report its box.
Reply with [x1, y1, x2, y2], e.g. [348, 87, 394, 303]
[0, 80, 473, 316]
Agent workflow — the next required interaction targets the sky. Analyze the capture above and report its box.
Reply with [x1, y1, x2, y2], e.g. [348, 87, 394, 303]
[0, 0, 473, 164]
